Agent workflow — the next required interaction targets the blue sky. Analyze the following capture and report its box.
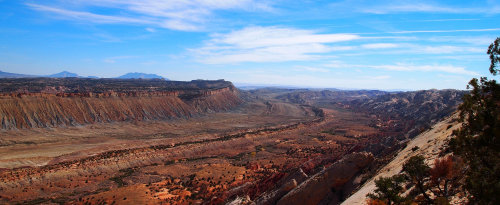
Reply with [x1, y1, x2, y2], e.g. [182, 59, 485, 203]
[0, 0, 499, 90]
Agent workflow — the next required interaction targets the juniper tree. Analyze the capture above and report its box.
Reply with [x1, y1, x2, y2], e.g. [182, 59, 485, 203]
[402, 155, 432, 203]
[367, 175, 406, 205]
[449, 37, 500, 204]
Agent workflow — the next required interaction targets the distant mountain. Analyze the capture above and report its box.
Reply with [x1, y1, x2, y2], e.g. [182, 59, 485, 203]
[117, 72, 167, 80]
[0, 70, 170, 80]
[47, 71, 80, 78]
[0, 70, 34, 78]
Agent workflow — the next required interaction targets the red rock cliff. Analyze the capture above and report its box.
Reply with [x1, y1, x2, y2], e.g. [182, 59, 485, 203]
[0, 79, 241, 129]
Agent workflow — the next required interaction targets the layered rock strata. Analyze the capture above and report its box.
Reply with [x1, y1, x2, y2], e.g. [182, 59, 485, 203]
[0, 79, 241, 129]
[276, 152, 374, 205]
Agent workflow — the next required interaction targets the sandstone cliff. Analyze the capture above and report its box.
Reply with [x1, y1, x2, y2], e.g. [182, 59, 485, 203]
[0, 79, 241, 129]
[251, 152, 374, 205]
[276, 152, 374, 205]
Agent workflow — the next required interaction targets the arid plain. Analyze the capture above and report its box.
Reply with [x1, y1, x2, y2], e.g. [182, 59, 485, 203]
[0, 79, 464, 204]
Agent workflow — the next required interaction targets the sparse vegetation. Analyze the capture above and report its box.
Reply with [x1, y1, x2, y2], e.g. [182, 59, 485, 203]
[367, 175, 406, 205]
[109, 168, 135, 187]
[368, 155, 463, 204]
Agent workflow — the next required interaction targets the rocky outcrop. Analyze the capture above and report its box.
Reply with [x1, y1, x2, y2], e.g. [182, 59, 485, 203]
[276, 90, 387, 105]
[275, 152, 374, 205]
[350, 89, 465, 126]
[0, 79, 241, 129]
[255, 168, 309, 205]
[187, 87, 242, 112]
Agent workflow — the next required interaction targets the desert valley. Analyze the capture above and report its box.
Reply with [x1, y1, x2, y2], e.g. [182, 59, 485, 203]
[0, 77, 468, 204]
[1, 1, 499, 204]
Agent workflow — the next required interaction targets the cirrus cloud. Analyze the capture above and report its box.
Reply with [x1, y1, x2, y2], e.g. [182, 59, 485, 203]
[361, 43, 399, 49]
[26, 0, 272, 31]
[325, 61, 478, 75]
[191, 26, 360, 64]
[368, 63, 478, 75]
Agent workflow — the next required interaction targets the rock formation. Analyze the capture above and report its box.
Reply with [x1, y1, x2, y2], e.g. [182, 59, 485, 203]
[0, 78, 241, 129]
[275, 152, 373, 205]
[350, 89, 465, 127]
[253, 152, 374, 205]
[276, 90, 387, 105]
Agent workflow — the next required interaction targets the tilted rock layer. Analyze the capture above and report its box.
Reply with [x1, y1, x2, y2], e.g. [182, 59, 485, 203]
[0, 78, 241, 129]
[276, 152, 374, 205]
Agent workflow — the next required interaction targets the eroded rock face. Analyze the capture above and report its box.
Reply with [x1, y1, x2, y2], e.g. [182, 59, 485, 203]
[276, 152, 374, 205]
[254, 167, 309, 205]
[256, 179, 298, 205]
[0, 79, 242, 129]
[350, 90, 465, 130]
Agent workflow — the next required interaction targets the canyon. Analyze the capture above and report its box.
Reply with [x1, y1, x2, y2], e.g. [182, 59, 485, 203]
[0, 78, 465, 204]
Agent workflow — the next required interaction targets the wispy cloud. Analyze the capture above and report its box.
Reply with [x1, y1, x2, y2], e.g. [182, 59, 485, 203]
[411, 18, 480, 22]
[27, 3, 153, 24]
[351, 28, 500, 36]
[359, 2, 500, 14]
[210, 26, 359, 48]
[191, 26, 360, 64]
[26, 0, 272, 31]
[368, 63, 478, 75]
[426, 36, 497, 46]
[362, 3, 455, 14]
[294, 66, 330, 73]
[361, 43, 399, 49]
[325, 61, 478, 75]
[333, 43, 485, 56]
[330, 46, 356, 51]
[413, 45, 483, 54]
[328, 0, 500, 15]
[385, 28, 500, 34]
